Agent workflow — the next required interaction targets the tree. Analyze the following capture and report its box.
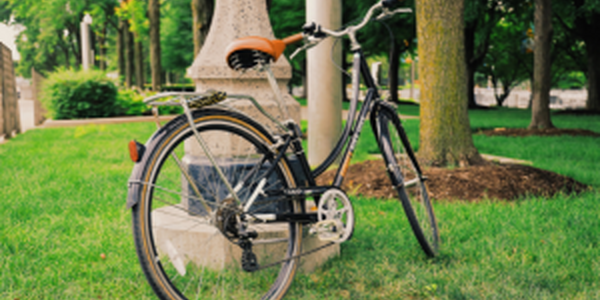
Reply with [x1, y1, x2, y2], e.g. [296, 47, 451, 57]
[3, 0, 121, 76]
[191, 0, 213, 56]
[464, 0, 512, 108]
[343, 0, 416, 103]
[116, 0, 148, 89]
[416, 0, 483, 166]
[148, 0, 161, 91]
[88, 0, 120, 71]
[269, 0, 306, 91]
[554, 0, 600, 111]
[160, 0, 194, 82]
[479, 9, 533, 106]
[529, 0, 554, 129]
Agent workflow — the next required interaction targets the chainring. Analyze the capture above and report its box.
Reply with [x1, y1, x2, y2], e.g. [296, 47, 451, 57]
[314, 188, 355, 243]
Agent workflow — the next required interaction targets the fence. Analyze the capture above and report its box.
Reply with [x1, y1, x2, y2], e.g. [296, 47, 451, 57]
[0, 42, 20, 140]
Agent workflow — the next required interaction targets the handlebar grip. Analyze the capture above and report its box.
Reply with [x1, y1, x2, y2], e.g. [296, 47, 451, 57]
[282, 33, 304, 46]
[381, 0, 402, 9]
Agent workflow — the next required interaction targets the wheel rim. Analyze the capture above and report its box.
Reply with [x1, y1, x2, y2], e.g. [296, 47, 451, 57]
[137, 116, 300, 299]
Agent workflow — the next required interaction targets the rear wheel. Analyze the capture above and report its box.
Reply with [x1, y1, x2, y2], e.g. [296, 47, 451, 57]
[374, 109, 439, 257]
[131, 109, 302, 299]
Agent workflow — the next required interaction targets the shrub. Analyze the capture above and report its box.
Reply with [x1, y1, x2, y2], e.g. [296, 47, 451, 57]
[41, 69, 119, 120]
[116, 89, 183, 116]
[116, 89, 149, 116]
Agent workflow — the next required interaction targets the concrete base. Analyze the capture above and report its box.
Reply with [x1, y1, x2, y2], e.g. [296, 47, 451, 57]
[152, 205, 339, 273]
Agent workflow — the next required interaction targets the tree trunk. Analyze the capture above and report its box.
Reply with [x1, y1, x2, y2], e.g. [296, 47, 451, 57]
[149, 0, 161, 91]
[529, 0, 554, 129]
[388, 40, 400, 103]
[464, 24, 478, 108]
[134, 37, 144, 89]
[117, 20, 125, 85]
[98, 24, 107, 71]
[416, 0, 483, 167]
[125, 23, 134, 88]
[192, 0, 214, 56]
[585, 13, 600, 111]
[90, 30, 97, 68]
[69, 25, 82, 66]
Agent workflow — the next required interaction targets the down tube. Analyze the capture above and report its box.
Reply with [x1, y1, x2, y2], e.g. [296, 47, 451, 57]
[331, 89, 377, 187]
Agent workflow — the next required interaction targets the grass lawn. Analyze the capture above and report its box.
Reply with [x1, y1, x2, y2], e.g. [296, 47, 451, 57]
[1, 107, 598, 299]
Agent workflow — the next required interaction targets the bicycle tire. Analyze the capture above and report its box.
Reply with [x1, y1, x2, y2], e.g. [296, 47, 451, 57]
[373, 107, 439, 257]
[130, 109, 302, 300]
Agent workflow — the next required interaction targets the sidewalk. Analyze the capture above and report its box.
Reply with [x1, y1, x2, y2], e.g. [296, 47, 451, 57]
[41, 115, 177, 128]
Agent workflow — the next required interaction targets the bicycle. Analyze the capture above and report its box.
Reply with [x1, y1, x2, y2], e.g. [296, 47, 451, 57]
[127, 1, 439, 299]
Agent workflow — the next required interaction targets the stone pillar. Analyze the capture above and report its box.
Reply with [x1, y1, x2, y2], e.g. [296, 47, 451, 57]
[187, 0, 300, 128]
[80, 14, 92, 70]
[306, 0, 343, 166]
[152, 0, 338, 274]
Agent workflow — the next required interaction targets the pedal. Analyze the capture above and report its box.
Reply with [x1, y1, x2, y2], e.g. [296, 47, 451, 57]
[310, 219, 345, 242]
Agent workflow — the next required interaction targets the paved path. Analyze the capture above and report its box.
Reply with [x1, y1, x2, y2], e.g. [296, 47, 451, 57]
[41, 115, 177, 128]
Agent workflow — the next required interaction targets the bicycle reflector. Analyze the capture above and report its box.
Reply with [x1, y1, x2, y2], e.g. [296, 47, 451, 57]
[129, 140, 145, 163]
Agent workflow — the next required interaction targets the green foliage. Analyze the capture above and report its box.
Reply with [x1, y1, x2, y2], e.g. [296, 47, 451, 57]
[479, 10, 533, 105]
[0, 1, 11, 22]
[116, 88, 183, 116]
[269, 0, 305, 86]
[41, 69, 119, 120]
[160, 0, 194, 74]
[116, 88, 148, 116]
[115, 0, 148, 39]
[6, 0, 119, 76]
[554, 71, 587, 89]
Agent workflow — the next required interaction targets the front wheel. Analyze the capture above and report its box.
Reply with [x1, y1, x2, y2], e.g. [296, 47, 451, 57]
[130, 109, 302, 299]
[373, 108, 439, 257]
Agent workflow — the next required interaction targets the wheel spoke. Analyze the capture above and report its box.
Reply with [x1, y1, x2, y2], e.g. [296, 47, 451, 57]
[132, 111, 302, 299]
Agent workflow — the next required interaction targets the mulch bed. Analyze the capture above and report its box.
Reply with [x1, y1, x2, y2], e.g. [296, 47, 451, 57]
[476, 128, 600, 137]
[316, 159, 588, 202]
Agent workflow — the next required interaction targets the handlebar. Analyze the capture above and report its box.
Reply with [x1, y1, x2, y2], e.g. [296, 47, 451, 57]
[285, 0, 411, 59]
[294, 1, 411, 54]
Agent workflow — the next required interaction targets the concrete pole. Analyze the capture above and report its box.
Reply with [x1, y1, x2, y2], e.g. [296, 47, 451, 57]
[81, 14, 92, 70]
[306, 0, 343, 166]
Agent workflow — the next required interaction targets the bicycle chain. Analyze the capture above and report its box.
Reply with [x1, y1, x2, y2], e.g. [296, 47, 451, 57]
[251, 241, 336, 272]
[241, 192, 339, 272]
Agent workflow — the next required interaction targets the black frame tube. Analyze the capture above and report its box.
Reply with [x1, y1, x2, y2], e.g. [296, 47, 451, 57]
[310, 50, 380, 179]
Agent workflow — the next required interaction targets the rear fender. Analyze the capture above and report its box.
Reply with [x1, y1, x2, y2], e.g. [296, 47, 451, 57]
[126, 125, 169, 209]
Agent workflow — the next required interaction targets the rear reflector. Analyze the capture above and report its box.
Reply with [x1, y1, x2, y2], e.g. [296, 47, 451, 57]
[129, 140, 145, 163]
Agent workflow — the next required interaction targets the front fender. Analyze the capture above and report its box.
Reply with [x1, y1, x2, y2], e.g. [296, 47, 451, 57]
[369, 101, 400, 138]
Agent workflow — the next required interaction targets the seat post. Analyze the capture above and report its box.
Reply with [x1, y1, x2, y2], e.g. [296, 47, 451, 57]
[263, 63, 292, 121]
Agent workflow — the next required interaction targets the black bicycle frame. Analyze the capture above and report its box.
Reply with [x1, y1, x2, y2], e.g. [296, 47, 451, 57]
[252, 49, 389, 223]
[293, 49, 383, 189]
